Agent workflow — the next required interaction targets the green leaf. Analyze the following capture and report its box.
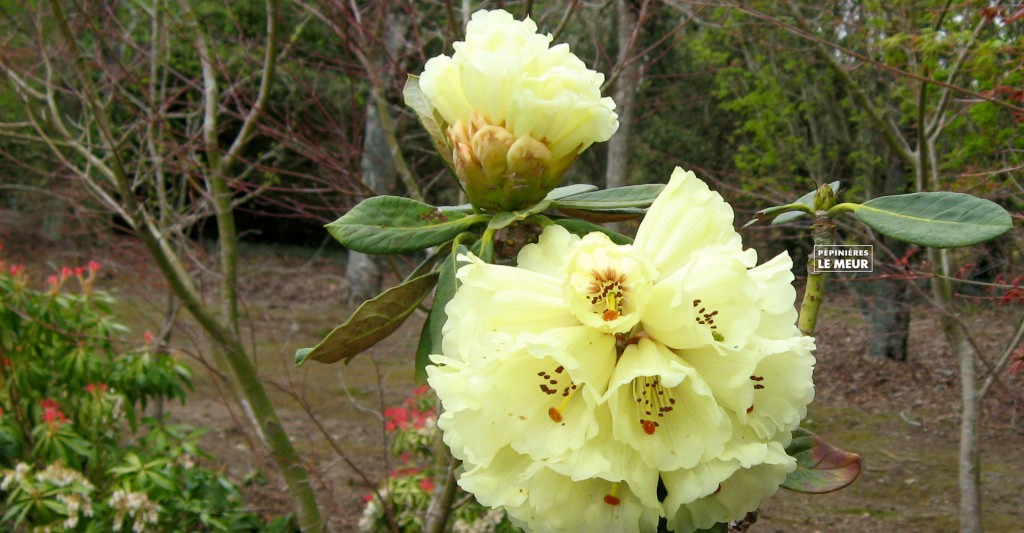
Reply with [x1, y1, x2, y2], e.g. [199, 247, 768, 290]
[552, 218, 633, 245]
[403, 75, 455, 175]
[326, 196, 488, 255]
[556, 207, 647, 223]
[414, 247, 466, 385]
[848, 192, 1012, 248]
[545, 183, 599, 201]
[487, 199, 552, 231]
[552, 184, 665, 210]
[782, 428, 861, 493]
[743, 202, 811, 228]
[295, 272, 440, 366]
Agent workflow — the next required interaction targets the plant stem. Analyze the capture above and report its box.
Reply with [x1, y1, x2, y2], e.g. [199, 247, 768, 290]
[425, 455, 459, 533]
[797, 212, 835, 336]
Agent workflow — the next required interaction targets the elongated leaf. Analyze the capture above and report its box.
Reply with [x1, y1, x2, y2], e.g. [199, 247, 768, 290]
[326, 196, 488, 254]
[782, 428, 861, 493]
[414, 247, 466, 384]
[743, 202, 811, 228]
[545, 183, 599, 201]
[404, 75, 455, 174]
[552, 184, 665, 210]
[296, 272, 440, 366]
[851, 192, 1012, 248]
[557, 206, 646, 222]
[553, 218, 633, 244]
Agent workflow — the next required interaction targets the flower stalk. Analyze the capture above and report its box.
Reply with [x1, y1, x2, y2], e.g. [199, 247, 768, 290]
[797, 193, 837, 336]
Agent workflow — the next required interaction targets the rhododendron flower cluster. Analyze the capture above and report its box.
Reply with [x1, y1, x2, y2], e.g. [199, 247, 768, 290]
[428, 168, 816, 532]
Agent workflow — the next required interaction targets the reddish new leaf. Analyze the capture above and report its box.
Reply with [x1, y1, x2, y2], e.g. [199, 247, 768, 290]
[781, 427, 861, 493]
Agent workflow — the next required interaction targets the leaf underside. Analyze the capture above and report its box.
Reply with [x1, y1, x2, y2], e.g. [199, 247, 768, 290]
[295, 272, 440, 366]
[782, 427, 862, 494]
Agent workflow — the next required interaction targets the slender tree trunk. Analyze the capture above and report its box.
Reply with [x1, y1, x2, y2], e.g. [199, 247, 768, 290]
[605, 0, 640, 234]
[920, 134, 981, 533]
[930, 249, 982, 533]
[344, 11, 411, 303]
[344, 89, 393, 303]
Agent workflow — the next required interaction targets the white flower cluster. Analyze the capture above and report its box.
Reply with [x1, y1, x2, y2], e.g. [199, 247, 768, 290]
[109, 490, 160, 533]
[4, 462, 95, 530]
[451, 508, 508, 533]
[35, 462, 94, 490]
[0, 462, 30, 490]
[57, 493, 95, 528]
[356, 489, 385, 533]
[428, 168, 816, 531]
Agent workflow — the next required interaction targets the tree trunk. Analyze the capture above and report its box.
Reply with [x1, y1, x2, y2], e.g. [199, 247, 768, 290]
[344, 8, 407, 303]
[605, 0, 640, 234]
[344, 93, 392, 303]
[930, 249, 982, 533]
[863, 156, 910, 361]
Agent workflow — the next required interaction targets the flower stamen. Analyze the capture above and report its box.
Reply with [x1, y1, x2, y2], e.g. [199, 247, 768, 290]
[547, 381, 581, 423]
[588, 268, 627, 322]
[633, 376, 674, 435]
[603, 482, 621, 506]
[694, 298, 725, 341]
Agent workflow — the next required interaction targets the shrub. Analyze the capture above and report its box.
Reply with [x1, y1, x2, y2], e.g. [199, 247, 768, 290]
[0, 254, 295, 532]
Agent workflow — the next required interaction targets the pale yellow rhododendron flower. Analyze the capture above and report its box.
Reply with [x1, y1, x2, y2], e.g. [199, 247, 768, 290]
[419, 9, 618, 211]
[427, 168, 816, 532]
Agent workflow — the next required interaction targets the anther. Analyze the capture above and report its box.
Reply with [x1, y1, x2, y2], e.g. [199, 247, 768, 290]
[548, 383, 582, 423]
[604, 482, 621, 506]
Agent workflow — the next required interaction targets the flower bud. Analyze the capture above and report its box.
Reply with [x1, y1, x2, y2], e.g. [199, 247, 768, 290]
[419, 9, 618, 211]
[471, 124, 514, 179]
[813, 183, 837, 211]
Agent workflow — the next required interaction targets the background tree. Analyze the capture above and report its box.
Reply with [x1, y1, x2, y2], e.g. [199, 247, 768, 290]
[0, 1, 328, 529]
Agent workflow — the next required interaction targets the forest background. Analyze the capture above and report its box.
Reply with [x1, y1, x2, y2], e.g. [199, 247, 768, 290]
[0, 1, 1021, 532]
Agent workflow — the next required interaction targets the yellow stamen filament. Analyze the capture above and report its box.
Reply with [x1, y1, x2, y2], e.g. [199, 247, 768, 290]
[588, 268, 626, 322]
[633, 376, 674, 435]
[547, 383, 581, 423]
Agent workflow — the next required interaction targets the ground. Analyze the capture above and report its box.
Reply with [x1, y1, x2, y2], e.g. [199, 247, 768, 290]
[2, 219, 1021, 532]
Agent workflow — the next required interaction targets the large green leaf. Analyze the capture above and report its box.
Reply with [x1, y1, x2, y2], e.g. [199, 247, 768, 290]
[849, 192, 1012, 248]
[553, 218, 633, 244]
[326, 196, 488, 254]
[552, 184, 665, 210]
[403, 75, 455, 175]
[782, 428, 861, 493]
[414, 246, 466, 384]
[295, 272, 440, 366]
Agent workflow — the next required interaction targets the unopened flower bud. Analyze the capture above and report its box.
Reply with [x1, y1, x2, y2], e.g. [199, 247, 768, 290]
[813, 183, 837, 211]
[419, 9, 618, 211]
[471, 124, 515, 179]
